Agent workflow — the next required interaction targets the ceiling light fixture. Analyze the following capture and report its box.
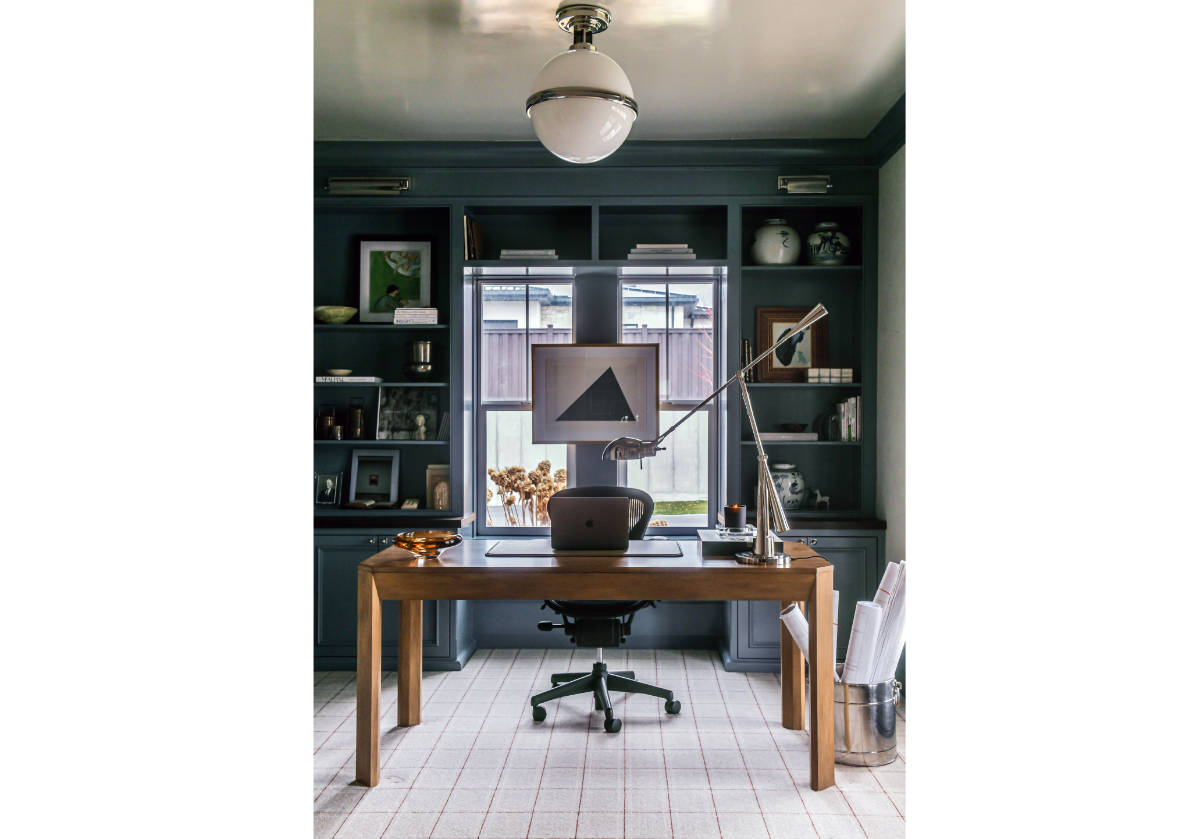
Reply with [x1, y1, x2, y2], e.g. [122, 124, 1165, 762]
[525, 4, 637, 164]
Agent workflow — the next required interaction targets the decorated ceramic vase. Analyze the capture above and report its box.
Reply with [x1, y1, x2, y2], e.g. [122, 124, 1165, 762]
[805, 221, 852, 265]
[770, 464, 806, 509]
[751, 218, 801, 265]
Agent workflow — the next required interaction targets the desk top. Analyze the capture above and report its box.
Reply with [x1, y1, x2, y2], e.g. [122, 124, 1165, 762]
[360, 541, 827, 603]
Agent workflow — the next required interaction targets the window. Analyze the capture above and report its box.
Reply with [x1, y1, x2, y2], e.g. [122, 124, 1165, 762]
[620, 279, 718, 528]
[473, 269, 723, 534]
[478, 280, 573, 529]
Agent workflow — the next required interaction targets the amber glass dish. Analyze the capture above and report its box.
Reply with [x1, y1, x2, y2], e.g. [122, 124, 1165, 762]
[394, 529, 462, 558]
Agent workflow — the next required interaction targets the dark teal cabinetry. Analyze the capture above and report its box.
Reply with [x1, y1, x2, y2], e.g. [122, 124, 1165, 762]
[720, 531, 883, 672]
[314, 532, 475, 670]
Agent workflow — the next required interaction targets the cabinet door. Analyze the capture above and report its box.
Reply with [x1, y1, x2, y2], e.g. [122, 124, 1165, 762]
[726, 536, 879, 669]
[313, 534, 445, 658]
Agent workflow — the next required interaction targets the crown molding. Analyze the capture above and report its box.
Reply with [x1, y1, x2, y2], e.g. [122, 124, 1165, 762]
[866, 95, 905, 165]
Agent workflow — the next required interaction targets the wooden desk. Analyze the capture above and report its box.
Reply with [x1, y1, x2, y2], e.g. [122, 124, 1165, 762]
[356, 539, 835, 790]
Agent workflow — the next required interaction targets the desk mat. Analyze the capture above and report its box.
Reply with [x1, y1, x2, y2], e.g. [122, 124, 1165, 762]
[485, 539, 683, 557]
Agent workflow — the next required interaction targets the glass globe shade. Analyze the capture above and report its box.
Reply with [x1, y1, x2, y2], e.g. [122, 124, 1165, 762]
[528, 48, 637, 164]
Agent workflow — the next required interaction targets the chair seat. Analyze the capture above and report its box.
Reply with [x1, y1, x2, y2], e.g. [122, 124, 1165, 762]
[545, 599, 651, 619]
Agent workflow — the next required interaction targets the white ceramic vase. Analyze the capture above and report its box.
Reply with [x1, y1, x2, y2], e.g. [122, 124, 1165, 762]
[751, 218, 801, 265]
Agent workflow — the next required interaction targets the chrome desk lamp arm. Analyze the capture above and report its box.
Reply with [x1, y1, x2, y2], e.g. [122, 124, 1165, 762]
[601, 303, 830, 562]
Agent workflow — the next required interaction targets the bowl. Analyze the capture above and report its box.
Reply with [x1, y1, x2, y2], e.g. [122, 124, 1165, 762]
[325, 368, 352, 376]
[315, 305, 357, 324]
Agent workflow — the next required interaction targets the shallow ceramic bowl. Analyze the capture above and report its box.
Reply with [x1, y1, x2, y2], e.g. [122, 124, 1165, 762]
[314, 305, 357, 324]
[325, 368, 352, 376]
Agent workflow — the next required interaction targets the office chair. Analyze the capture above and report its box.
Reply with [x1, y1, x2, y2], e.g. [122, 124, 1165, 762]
[530, 485, 682, 733]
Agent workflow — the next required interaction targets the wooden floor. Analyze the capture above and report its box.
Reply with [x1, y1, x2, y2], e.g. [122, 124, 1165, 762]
[315, 649, 905, 839]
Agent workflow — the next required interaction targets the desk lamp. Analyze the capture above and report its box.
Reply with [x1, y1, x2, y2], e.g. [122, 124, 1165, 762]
[603, 303, 830, 564]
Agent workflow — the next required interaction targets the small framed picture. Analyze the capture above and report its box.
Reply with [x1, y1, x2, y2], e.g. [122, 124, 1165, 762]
[359, 240, 432, 322]
[754, 306, 830, 382]
[531, 343, 659, 444]
[426, 464, 451, 511]
[314, 472, 343, 506]
[349, 449, 401, 504]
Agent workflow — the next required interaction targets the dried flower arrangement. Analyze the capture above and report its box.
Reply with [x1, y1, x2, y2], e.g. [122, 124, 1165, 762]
[486, 460, 568, 526]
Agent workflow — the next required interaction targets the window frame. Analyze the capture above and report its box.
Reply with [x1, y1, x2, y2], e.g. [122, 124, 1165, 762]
[474, 277, 577, 536]
[617, 275, 724, 535]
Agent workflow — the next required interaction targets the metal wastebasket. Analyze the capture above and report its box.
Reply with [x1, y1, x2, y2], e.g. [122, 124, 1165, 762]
[815, 664, 902, 767]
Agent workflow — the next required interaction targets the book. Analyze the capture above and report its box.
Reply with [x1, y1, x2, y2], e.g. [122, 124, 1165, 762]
[627, 252, 696, 259]
[499, 248, 557, 256]
[635, 243, 689, 249]
[628, 247, 694, 253]
[314, 376, 383, 383]
[759, 431, 819, 441]
[393, 308, 438, 325]
[465, 216, 484, 260]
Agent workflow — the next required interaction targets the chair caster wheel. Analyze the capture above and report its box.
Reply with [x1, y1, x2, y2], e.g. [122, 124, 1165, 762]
[665, 699, 682, 714]
[531, 705, 547, 722]
[603, 717, 622, 733]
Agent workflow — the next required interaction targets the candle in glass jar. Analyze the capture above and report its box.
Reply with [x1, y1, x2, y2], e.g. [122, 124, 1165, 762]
[723, 504, 746, 530]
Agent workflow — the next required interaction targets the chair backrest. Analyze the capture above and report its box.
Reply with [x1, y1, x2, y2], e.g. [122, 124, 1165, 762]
[549, 486, 654, 540]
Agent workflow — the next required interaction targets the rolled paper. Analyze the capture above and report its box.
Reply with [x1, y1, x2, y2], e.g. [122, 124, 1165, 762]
[840, 600, 883, 684]
[869, 561, 907, 682]
[780, 602, 809, 655]
[781, 597, 840, 681]
[873, 562, 902, 610]
[832, 589, 841, 682]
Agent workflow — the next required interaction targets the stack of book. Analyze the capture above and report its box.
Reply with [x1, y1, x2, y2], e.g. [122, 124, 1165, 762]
[831, 396, 862, 441]
[807, 367, 855, 383]
[393, 308, 438, 325]
[759, 431, 819, 442]
[499, 248, 557, 260]
[314, 375, 382, 383]
[627, 243, 696, 260]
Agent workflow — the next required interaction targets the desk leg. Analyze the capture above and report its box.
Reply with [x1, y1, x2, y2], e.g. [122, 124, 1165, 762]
[808, 565, 835, 790]
[780, 600, 805, 731]
[355, 569, 381, 787]
[398, 599, 422, 727]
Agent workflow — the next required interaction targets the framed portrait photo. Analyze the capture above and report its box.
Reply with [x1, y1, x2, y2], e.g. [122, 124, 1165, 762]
[531, 343, 659, 444]
[754, 306, 829, 382]
[314, 472, 343, 506]
[349, 449, 400, 504]
[358, 240, 432, 322]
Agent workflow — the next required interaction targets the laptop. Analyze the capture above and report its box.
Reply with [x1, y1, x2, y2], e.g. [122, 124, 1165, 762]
[548, 496, 631, 551]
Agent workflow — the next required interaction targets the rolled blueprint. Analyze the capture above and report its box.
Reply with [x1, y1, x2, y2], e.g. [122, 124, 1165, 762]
[873, 562, 902, 610]
[779, 602, 809, 655]
[840, 600, 883, 684]
[869, 561, 906, 682]
[832, 589, 840, 682]
[779, 590, 842, 681]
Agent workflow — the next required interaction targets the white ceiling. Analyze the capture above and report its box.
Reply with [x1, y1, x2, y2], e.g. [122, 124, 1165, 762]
[314, 0, 905, 142]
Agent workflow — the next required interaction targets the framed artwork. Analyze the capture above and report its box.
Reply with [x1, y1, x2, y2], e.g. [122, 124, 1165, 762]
[314, 472, 342, 506]
[754, 306, 829, 382]
[358, 240, 432, 322]
[349, 449, 400, 504]
[531, 343, 659, 444]
[376, 386, 440, 440]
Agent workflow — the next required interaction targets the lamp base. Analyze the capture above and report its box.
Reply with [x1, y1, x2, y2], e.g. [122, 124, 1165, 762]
[734, 551, 789, 566]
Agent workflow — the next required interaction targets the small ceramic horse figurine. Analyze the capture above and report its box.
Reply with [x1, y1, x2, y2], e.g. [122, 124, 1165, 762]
[813, 489, 830, 510]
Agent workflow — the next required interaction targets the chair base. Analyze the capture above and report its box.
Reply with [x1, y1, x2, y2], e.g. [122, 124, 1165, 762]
[531, 661, 682, 732]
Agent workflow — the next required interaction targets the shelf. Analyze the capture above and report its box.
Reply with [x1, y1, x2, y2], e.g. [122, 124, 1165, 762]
[314, 381, 448, 387]
[741, 265, 861, 273]
[740, 440, 862, 446]
[314, 510, 477, 528]
[746, 382, 861, 389]
[315, 323, 448, 331]
[464, 259, 728, 270]
[314, 439, 450, 446]
[719, 512, 885, 530]
[314, 508, 462, 518]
